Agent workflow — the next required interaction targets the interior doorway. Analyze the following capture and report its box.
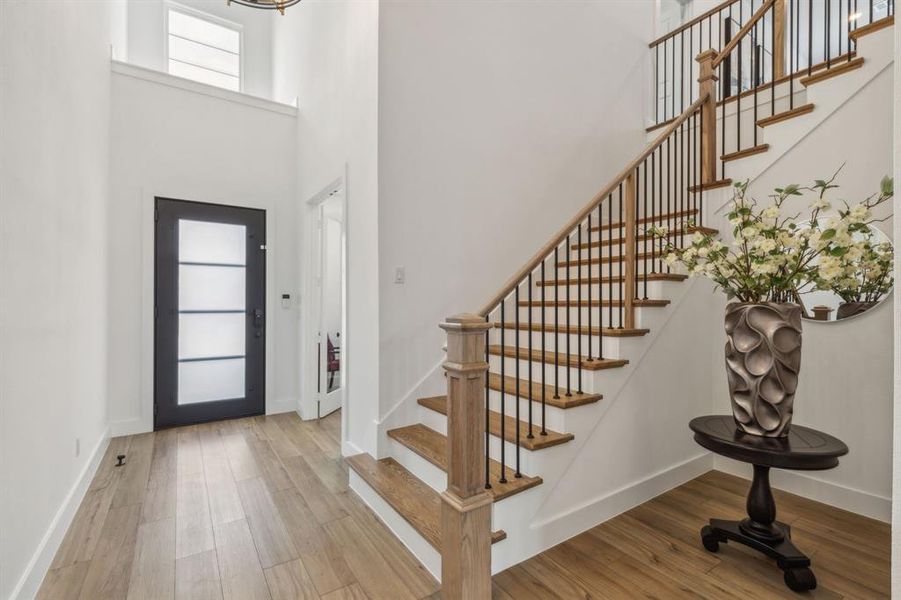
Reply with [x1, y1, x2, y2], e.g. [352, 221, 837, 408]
[311, 188, 346, 419]
[154, 197, 266, 429]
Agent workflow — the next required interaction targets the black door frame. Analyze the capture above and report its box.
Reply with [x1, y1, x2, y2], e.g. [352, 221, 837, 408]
[154, 197, 266, 429]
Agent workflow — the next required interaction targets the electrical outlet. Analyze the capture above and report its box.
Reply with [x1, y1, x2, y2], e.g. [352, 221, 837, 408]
[394, 266, 405, 284]
[75, 438, 80, 458]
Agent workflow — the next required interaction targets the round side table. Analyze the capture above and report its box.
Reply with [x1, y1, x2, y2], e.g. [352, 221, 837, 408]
[689, 415, 849, 593]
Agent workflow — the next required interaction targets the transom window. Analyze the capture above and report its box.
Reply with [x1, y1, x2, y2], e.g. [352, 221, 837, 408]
[167, 6, 241, 92]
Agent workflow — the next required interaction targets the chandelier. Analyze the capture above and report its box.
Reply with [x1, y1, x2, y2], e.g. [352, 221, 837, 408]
[226, 0, 300, 15]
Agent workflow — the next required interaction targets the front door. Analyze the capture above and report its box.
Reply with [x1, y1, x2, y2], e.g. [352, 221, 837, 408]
[154, 198, 266, 429]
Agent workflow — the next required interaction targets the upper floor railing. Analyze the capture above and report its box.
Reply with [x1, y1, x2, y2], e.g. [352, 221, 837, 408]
[650, 0, 894, 130]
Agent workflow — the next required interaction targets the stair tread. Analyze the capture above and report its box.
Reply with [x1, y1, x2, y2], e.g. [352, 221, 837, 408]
[572, 226, 718, 250]
[757, 103, 814, 127]
[387, 424, 544, 501]
[347, 454, 507, 547]
[488, 344, 629, 371]
[590, 209, 699, 232]
[488, 372, 602, 408]
[518, 299, 670, 308]
[800, 57, 864, 86]
[688, 179, 733, 193]
[721, 144, 769, 162]
[494, 321, 650, 338]
[536, 273, 687, 286]
[418, 395, 575, 450]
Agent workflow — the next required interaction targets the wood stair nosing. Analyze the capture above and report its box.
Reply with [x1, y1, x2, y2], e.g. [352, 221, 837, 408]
[517, 299, 670, 309]
[589, 209, 699, 233]
[848, 15, 894, 41]
[687, 178, 733, 193]
[347, 454, 507, 548]
[721, 144, 769, 163]
[756, 103, 814, 128]
[487, 344, 630, 372]
[387, 423, 543, 502]
[571, 226, 718, 251]
[487, 371, 602, 409]
[536, 273, 688, 287]
[799, 57, 865, 87]
[493, 321, 650, 339]
[417, 395, 575, 450]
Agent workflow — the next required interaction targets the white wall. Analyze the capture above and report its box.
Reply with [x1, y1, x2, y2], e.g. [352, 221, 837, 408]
[272, 1, 380, 454]
[708, 63, 895, 520]
[0, 2, 112, 598]
[125, 0, 276, 99]
[376, 0, 655, 423]
[108, 65, 298, 434]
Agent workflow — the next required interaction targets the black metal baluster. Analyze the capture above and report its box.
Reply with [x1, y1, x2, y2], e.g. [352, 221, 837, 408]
[514, 284, 521, 479]
[553, 246, 559, 400]
[499, 298, 506, 483]
[617, 184, 624, 328]
[655, 44, 660, 123]
[484, 322, 491, 490]
[808, 0, 813, 75]
[528, 272, 533, 439]
[598, 202, 604, 360]
[826, 0, 831, 68]
[565, 234, 572, 397]
[577, 225, 583, 393]
[587, 211, 593, 362]
[607, 194, 613, 331]
[680, 31, 685, 113]
[653, 149, 659, 273]
[789, 0, 795, 109]
[664, 38, 669, 121]
[540, 259, 546, 435]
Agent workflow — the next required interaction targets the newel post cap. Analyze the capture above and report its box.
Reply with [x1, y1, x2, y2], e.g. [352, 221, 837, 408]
[696, 48, 718, 62]
[440, 313, 491, 334]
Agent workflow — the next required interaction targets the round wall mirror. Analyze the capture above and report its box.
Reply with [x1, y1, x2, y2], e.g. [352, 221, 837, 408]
[796, 221, 894, 323]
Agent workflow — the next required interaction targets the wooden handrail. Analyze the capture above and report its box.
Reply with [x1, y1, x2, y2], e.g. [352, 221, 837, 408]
[476, 93, 708, 317]
[649, 0, 741, 48]
[711, 0, 775, 68]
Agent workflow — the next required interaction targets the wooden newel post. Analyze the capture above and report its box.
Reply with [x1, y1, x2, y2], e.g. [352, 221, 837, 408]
[439, 314, 493, 599]
[696, 49, 718, 186]
[773, 0, 786, 79]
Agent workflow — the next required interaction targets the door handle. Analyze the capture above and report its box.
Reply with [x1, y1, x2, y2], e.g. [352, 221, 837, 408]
[253, 309, 264, 336]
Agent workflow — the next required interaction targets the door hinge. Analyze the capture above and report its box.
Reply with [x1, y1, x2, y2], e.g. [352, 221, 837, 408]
[154, 206, 159, 222]
[260, 244, 267, 251]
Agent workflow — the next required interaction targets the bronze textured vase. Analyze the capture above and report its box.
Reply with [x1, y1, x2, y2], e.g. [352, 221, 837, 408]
[836, 301, 877, 320]
[724, 302, 802, 438]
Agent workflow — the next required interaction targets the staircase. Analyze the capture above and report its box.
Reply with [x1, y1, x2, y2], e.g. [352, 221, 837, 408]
[346, 4, 895, 595]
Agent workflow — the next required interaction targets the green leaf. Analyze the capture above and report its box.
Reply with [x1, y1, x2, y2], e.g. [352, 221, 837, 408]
[881, 176, 894, 197]
[820, 229, 836, 240]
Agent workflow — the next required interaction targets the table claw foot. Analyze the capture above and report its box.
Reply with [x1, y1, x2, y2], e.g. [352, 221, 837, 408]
[700, 525, 724, 553]
[783, 566, 817, 592]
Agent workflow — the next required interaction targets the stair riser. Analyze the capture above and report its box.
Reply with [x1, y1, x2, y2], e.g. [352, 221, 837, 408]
[531, 280, 672, 299]
[556, 263, 682, 279]
[487, 389, 576, 432]
[489, 355, 604, 391]
[491, 330, 629, 359]
[416, 404, 541, 474]
[515, 306, 658, 328]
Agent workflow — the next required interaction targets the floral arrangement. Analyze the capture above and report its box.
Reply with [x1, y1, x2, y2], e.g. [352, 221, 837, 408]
[650, 173, 894, 304]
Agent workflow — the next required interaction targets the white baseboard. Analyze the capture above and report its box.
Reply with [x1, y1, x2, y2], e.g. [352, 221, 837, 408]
[109, 417, 149, 437]
[10, 428, 110, 600]
[713, 456, 891, 522]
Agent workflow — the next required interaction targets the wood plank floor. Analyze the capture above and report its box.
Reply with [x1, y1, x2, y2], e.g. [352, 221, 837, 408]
[37, 411, 439, 600]
[41, 414, 889, 599]
[491, 470, 890, 599]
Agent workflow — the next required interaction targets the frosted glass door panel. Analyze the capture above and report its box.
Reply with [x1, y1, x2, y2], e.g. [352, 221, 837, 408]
[178, 358, 245, 404]
[179, 265, 245, 311]
[179, 219, 246, 265]
[178, 313, 245, 360]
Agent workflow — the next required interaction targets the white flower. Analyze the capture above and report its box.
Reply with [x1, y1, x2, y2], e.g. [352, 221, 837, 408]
[697, 247, 709, 258]
[762, 205, 781, 219]
[664, 253, 678, 265]
[810, 197, 831, 210]
[848, 204, 870, 222]
[740, 226, 758, 240]
[693, 232, 706, 244]
[753, 238, 777, 253]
